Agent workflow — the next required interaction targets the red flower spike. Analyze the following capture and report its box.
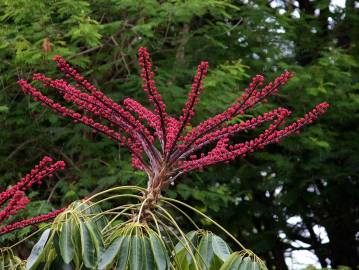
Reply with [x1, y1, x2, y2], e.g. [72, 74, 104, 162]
[166, 61, 208, 156]
[124, 98, 159, 132]
[138, 47, 168, 150]
[0, 209, 64, 236]
[18, 48, 329, 194]
[0, 191, 29, 223]
[0, 157, 65, 235]
[52, 55, 159, 169]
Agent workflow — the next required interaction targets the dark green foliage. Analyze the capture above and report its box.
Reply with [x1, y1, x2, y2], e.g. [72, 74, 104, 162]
[0, 0, 358, 269]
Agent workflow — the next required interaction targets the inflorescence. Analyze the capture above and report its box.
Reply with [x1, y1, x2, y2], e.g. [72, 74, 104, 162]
[18, 47, 329, 196]
[0, 157, 65, 235]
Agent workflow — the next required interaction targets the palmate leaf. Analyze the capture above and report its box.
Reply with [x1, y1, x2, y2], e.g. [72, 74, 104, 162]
[23, 191, 266, 270]
[24, 200, 106, 269]
[100, 224, 169, 270]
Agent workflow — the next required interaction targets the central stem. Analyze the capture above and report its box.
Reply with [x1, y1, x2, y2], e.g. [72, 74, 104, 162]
[136, 167, 170, 222]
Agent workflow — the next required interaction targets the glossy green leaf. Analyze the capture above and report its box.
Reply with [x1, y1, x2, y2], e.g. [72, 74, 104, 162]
[173, 249, 190, 270]
[79, 220, 96, 269]
[116, 236, 130, 270]
[209, 255, 225, 270]
[211, 235, 231, 262]
[174, 231, 198, 253]
[238, 257, 251, 270]
[43, 249, 57, 270]
[59, 220, 74, 264]
[70, 221, 82, 269]
[51, 255, 74, 270]
[130, 236, 143, 270]
[85, 220, 105, 258]
[26, 228, 51, 270]
[142, 237, 155, 270]
[99, 237, 123, 270]
[219, 253, 243, 270]
[197, 234, 214, 270]
[240, 257, 261, 270]
[173, 231, 198, 269]
[149, 233, 169, 270]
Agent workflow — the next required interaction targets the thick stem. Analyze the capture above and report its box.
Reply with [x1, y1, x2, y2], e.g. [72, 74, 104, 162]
[137, 170, 170, 222]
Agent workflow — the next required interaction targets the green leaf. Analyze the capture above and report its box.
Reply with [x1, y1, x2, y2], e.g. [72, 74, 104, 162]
[220, 255, 261, 270]
[238, 257, 252, 270]
[26, 228, 51, 270]
[211, 235, 231, 261]
[79, 220, 96, 269]
[149, 233, 169, 270]
[59, 220, 74, 264]
[210, 255, 225, 270]
[142, 237, 155, 270]
[85, 220, 105, 258]
[130, 236, 143, 270]
[70, 221, 82, 269]
[173, 249, 190, 270]
[43, 249, 56, 270]
[116, 236, 130, 270]
[219, 253, 243, 270]
[173, 231, 198, 269]
[99, 237, 123, 270]
[174, 231, 198, 253]
[197, 234, 214, 270]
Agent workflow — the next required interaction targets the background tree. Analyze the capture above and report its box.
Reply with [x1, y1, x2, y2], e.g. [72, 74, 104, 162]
[0, 0, 358, 269]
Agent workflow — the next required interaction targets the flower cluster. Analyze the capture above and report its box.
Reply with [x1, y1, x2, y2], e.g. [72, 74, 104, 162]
[0, 156, 65, 236]
[0, 209, 64, 236]
[18, 47, 329, 194]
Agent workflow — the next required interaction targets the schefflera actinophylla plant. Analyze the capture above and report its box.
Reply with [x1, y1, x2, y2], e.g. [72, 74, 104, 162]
[17, 48, 329, 270]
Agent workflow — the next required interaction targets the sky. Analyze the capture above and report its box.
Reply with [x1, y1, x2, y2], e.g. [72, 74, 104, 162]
[286, 2, 346, 268]
[332, 0, 346, 7]
[285, 216, 330, 269]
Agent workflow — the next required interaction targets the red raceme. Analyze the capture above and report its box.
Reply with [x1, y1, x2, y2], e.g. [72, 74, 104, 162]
[18, 47, 329, 192]
[0, 209, 64, 236]
[0, 156, 65, 236]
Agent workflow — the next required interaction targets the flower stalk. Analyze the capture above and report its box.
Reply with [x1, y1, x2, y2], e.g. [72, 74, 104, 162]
[18, 47, 329, 210]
